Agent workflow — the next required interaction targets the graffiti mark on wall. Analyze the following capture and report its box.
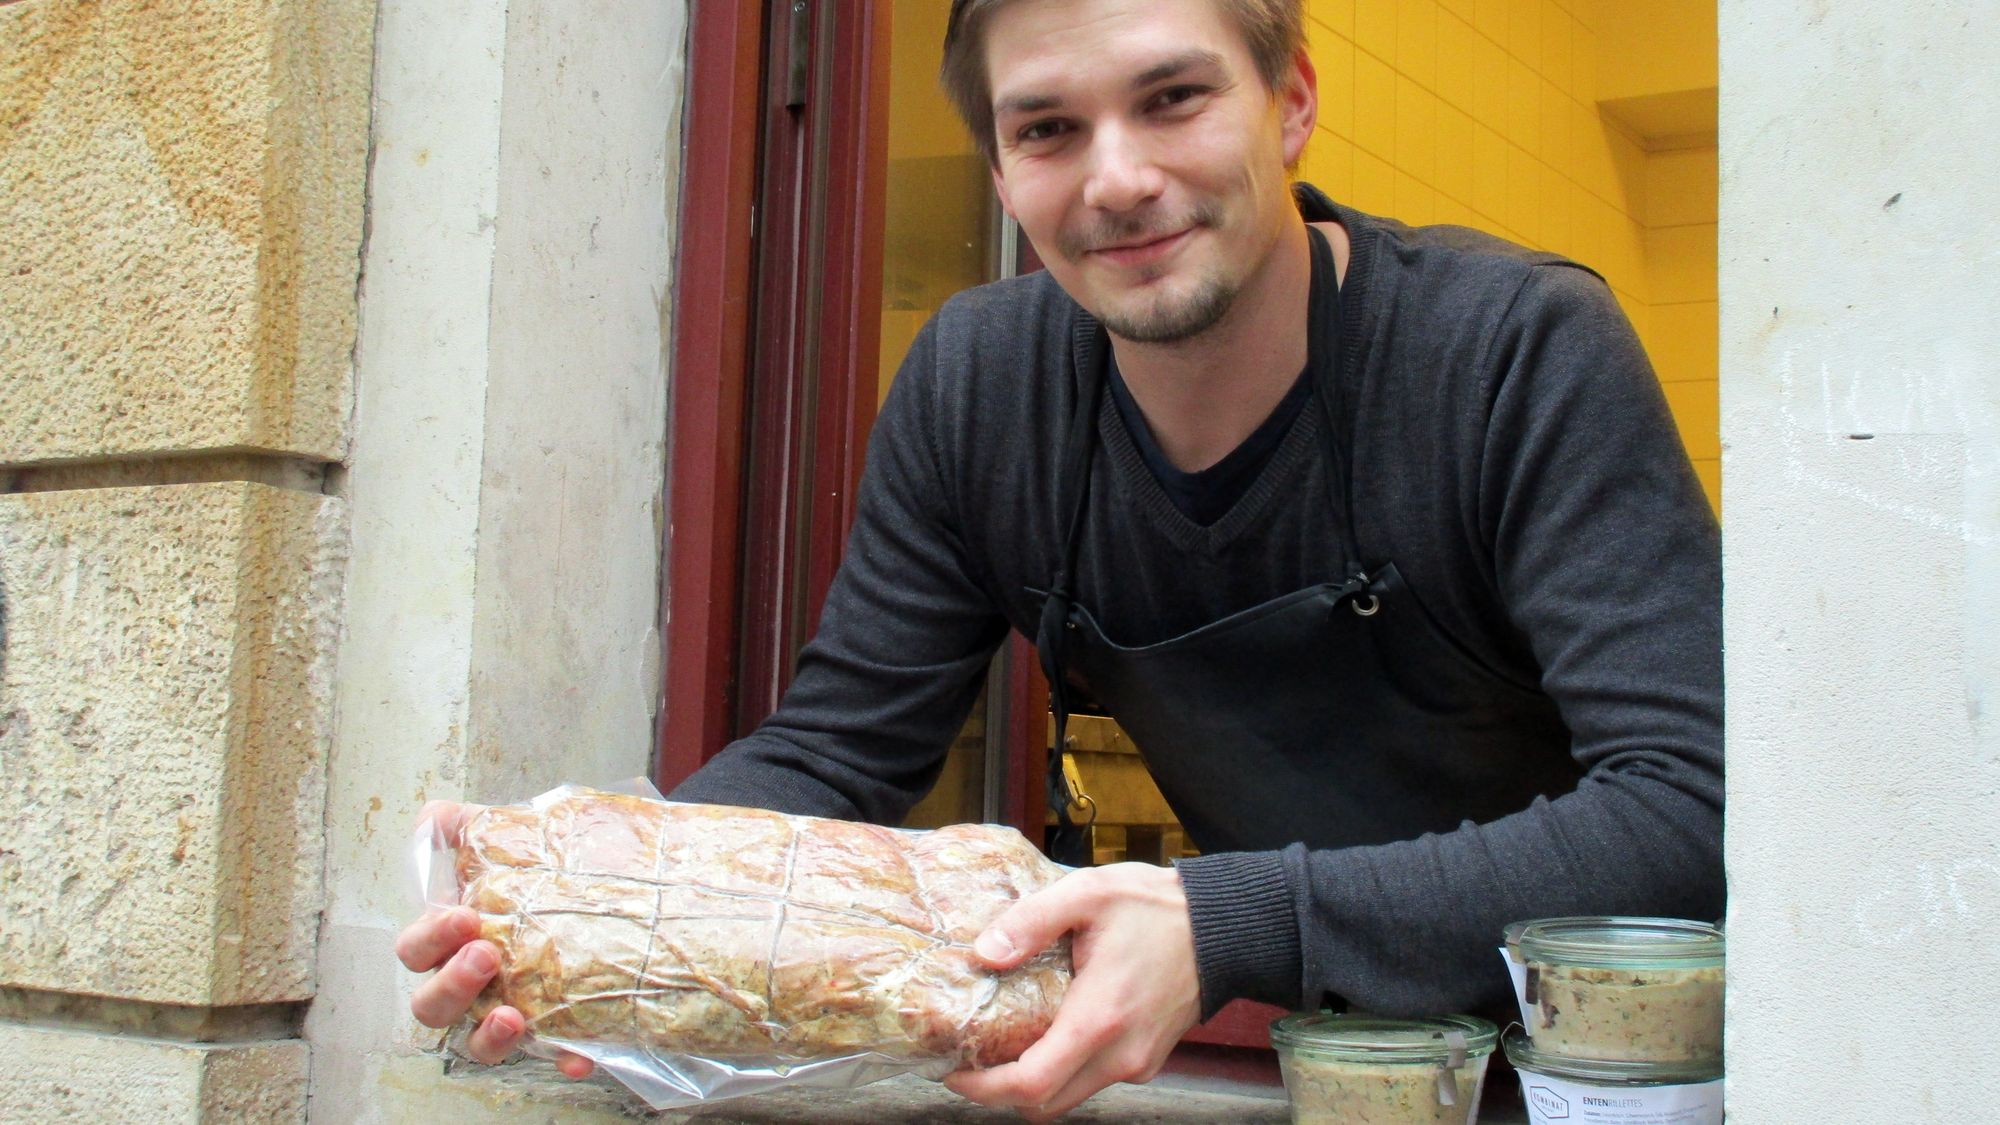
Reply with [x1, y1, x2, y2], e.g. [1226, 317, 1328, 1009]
[1759, 351, 2000, 547]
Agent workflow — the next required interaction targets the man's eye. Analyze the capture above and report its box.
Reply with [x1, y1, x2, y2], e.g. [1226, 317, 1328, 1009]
[1018, 120, 1070, 143]
[1152, 85, 1208, 110]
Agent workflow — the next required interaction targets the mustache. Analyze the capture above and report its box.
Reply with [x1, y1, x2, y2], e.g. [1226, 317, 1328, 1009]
[1056, 202, 1223, 260]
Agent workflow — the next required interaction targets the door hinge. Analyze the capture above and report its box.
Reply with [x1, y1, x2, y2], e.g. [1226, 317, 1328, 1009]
[784, 0, 811, 109]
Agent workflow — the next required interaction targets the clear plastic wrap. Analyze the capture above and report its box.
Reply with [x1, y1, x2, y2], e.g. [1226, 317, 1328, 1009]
[413, 783, 1072, 1109]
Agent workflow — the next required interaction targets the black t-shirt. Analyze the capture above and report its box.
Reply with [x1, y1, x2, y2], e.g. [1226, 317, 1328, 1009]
[1104, 354, 1313, 527]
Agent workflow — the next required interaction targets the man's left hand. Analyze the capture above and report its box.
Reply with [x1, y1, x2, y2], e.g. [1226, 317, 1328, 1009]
[945, 862, 1202, 1121]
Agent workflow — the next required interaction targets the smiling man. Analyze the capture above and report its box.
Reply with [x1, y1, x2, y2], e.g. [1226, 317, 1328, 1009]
[398, 1, 1723, 1118]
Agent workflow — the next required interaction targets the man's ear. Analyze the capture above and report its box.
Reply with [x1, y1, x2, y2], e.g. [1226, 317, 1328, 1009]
[991, 161, 1018, 220]
[1279, 47, 1319, 168]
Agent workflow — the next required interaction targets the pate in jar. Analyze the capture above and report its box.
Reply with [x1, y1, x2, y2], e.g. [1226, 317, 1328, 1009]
[1516, 917, 1724, 1063]
[1504, 1031, 1724, 1125]
[1270, 1012, 1497, 1125]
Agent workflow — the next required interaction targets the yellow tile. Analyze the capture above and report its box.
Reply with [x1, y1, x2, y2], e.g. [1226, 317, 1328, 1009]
[1567, 0, 1598, 33]
[1311, 0, 1356, 41]
[1356, 0, 1398, 63]
[1507, 64, 1541, 154]
[1474, 0, 1509, 46]
[1540, 163, 1573, 257]
[1353, 148, 1398, 214]
[1396, 77, 1439, 182]
[1646, 147, 1719, 228]
[1649, 300, 1720, 384]
[1608, 125, 1649, 214]
[1472, 123, 1509, 216]
[1396, 171, 1438, 225]
[1507, 144, 1541, 244]
[1645, 223, 1718, 304]
[1509, 0, 1541, 72]
[1435, 12, 1477, 110]
[1571, 25, 1599, 102]
[1691, 459, 1721, 515]
[1315, 34, 1357, 140]
[1438, 0, 1476, 24]
[1354, 48, 1398, 159]
[1539, 79, 1571, 167]
[1302, 130, 1357, 199]
[1573, 101, 1613, 201]
[1603, 218, 1648, 301]
[1567, 184, 1602, 269]
[1541, 0, 1572, 90]
[1472, 33, 1510, 130]
[1435, 104, 1475, 204]
[1662, 379, 1720, 460]
[1434, 195, 1478, 228]
[1397, 0, 1439, 90]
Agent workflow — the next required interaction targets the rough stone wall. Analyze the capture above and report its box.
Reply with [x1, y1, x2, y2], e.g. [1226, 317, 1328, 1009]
[0, 0, 372, 464]
[0, 0, 371, 1120]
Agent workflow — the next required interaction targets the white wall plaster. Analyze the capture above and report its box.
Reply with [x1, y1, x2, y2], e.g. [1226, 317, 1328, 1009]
[1721, 2, 1999, 1120]
[309, 0, 683, 1119]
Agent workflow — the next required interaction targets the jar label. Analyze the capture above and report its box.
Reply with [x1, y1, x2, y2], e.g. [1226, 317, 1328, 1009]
[1517, 1073, 1723, 1124]
[1499, 946, 1534, 1024]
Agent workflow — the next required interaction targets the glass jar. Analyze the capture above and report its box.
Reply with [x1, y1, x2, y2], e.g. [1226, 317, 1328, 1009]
[1270, 1012, 1498, 1125]
[1503, 1031, 1724, 1124]
[1515, 916, 1724, 1063]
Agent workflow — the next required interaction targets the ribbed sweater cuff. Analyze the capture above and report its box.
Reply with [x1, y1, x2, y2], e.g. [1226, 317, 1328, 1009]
[1175, 851, 1301, 1020]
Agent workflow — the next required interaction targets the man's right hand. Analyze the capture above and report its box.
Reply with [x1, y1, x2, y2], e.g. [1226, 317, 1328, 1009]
[396, 801, 594, 1079]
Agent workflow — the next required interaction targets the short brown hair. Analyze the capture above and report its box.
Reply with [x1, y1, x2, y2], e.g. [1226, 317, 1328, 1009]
[941, 0, 1307, 165]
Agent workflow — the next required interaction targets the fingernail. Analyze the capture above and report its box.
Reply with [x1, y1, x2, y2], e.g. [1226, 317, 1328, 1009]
[975, 929, 1015, 961]
[465, 944, 497, 974]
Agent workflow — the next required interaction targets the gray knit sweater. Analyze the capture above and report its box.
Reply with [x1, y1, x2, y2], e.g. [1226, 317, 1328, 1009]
[671, 190, 1724, 1021]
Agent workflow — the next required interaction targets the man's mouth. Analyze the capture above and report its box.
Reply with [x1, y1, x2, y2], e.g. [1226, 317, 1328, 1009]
[1087, 227, 1192, 268]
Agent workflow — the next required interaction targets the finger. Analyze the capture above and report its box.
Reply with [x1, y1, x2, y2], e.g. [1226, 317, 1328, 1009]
[416, 800, 485, 848]
[395, 906, 480, 972]
[462, 1006, 526, 1064]
[972, 871, 1097, 970]
[555, 1051, 595, 1080]
[410, 939, 501, 1028]
[1030, 1041, 1160, 1120]
[944, 998, 1116, 1108]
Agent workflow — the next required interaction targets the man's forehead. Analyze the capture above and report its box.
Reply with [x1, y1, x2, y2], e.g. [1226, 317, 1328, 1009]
[984, 0, 1246, 106]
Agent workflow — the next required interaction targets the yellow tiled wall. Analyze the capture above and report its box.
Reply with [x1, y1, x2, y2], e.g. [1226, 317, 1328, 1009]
[1300, 0, 1720, 510]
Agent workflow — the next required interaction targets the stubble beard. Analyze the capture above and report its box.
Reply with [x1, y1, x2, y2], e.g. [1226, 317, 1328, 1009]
[1095, 270, 1237, 344]
[1061, 202, 1237, 345]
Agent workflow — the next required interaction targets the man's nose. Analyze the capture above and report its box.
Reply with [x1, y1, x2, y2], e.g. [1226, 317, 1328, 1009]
[1080, 121, 1166, 213]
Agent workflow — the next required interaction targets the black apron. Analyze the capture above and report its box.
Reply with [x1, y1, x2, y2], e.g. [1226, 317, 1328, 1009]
[1035, 225, 1575, 868]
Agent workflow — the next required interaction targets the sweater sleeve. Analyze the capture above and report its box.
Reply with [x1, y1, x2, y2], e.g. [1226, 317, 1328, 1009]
[668, 319, 1011, 823]
[1176, 264, 1725, 1019]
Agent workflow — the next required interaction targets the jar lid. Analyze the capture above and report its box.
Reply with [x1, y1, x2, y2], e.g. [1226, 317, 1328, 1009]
[1514, 916, 1724, 969]
[1270, 1013, 1498, 1064]
[1503, 1031, 1723, 1085]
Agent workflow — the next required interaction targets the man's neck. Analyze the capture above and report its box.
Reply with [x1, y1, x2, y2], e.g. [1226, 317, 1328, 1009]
[1109, 219, 1350, 473]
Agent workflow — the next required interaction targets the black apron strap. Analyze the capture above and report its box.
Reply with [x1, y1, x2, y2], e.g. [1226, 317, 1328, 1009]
[1038, 330, 1107, 866]
[1304, 224, 1368, 586]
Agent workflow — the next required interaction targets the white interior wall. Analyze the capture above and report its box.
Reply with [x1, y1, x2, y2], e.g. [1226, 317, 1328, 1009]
[1721, 2, 1999, 1120]
[307, 1, 683, 1119]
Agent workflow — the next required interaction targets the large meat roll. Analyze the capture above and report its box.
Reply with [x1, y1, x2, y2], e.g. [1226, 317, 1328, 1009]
[457, 789, 1070, 1068]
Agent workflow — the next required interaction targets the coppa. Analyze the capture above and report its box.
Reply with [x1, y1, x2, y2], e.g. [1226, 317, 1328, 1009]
[455, 788, 1071, 1070]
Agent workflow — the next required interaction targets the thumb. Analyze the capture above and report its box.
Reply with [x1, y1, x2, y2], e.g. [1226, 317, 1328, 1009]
[972, 878, 1087, 970]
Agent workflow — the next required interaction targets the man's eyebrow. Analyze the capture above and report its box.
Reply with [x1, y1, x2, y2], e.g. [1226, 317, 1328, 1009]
[1131, 48, 1227, 90]
[993, 92, 1063, 118]
[992, 49, 1228, 119]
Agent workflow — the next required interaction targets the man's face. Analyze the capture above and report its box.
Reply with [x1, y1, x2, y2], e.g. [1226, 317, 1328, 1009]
[982, 0, 1313, 344]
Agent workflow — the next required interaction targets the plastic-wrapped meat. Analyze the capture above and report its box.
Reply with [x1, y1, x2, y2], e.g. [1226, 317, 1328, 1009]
[456, 788, 1071, 1068]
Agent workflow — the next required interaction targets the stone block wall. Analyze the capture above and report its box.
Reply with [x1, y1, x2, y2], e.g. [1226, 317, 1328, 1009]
[0, 0, 371, 1120]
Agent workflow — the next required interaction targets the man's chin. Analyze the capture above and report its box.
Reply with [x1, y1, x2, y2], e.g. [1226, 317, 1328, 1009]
[1091, 281, 1237, 346]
